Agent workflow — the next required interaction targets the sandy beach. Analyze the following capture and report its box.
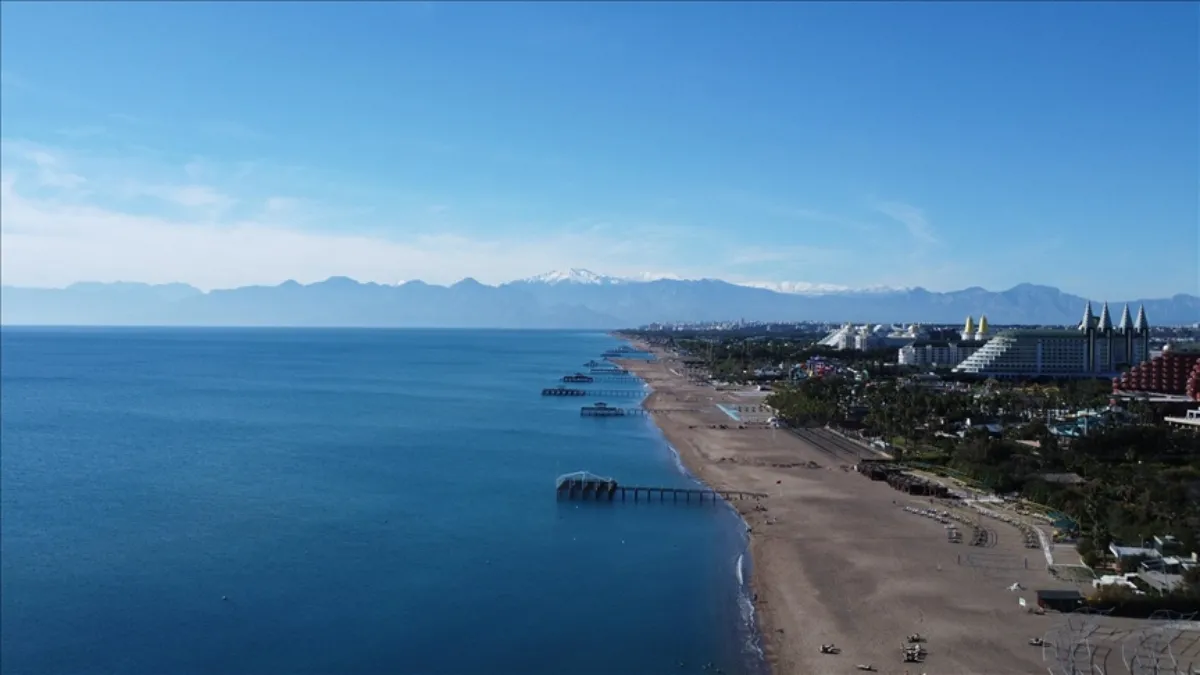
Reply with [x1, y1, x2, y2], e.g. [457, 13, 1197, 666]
[614, 345, 1057, 675]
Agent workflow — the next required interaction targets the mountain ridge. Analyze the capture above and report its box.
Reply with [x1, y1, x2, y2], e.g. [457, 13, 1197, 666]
[2, 272, 1196, 327]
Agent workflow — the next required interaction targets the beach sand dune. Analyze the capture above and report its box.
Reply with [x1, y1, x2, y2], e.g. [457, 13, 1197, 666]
[616, 349, 1056, 675]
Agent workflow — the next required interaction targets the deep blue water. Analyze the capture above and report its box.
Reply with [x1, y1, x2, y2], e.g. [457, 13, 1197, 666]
[1, 328, 761, 675]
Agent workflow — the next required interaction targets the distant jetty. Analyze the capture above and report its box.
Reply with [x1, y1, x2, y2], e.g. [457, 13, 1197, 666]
[543, 387, 643, 398]
[600, 346, 650, 358]
[580, 402, 646, 417]
[562, 373, 595, 383]
[556, 471, 768, 504]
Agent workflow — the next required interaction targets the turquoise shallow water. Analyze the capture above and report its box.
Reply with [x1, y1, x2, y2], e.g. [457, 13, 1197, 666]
[1, 328, 763, 675]
[715, 404, 743, 422]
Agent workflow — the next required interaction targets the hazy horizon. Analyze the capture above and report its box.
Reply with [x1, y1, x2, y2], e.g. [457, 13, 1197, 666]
[2, 272, 1198, 300]
[5, 272, 1198, 328]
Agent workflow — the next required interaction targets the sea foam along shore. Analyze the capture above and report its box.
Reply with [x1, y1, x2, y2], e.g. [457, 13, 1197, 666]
[612, 350, 785, 673]
[612, 342, 1053, 675]
[635, 360, 765, 665]
[660, 435, 766, 669]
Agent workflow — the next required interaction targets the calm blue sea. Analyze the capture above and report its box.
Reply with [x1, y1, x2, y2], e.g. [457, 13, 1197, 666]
[1, 328, 763, 675]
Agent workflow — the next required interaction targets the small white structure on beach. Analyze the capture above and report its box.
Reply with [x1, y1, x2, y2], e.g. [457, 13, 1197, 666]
[1093, 573, 1144, 594]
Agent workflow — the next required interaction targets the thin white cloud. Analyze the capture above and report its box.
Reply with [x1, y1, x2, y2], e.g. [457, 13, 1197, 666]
[200, 120, 268, 141]
[134, 183, 233, 209]
[0, 176, 713, 291]
[55, 126, 109, 140]
[719, 191, 878, 233]
[0, 142, 87, 190]
[0, 138, 875, 292]
[32, 155, 86, 190]
[264, 197, 302, 213]
[729, 244, 839, 266]
[873, 200, 939, 245]
[108, 112, 146, 124]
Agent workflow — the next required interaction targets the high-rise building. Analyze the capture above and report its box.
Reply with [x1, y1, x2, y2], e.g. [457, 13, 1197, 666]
[898, 340, 983, 368]
[953, 301, 1151, 377]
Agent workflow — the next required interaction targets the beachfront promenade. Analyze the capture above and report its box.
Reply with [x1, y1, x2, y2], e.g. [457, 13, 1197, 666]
[556, 471, 768, 504]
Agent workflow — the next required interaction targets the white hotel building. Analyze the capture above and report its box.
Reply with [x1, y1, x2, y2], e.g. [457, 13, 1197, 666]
[952, 302, 1151, 378]
[897, 315, 990, 368]
[819, 323, 922, 351]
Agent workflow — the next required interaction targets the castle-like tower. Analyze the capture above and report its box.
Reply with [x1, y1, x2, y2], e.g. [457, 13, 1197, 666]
[975, 315, 989, 341]
[1079, 300, 1150, 372]
[960, 315, 989, 342]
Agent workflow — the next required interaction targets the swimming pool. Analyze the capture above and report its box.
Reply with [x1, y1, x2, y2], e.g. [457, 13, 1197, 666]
[715, 404, 742, 421]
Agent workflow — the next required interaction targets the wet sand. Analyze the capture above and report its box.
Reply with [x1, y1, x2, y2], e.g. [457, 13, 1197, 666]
[615, 346, 1057, 675]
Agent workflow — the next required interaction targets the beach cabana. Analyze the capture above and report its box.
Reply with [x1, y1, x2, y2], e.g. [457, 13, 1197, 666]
[1034, 589, 1084, 612]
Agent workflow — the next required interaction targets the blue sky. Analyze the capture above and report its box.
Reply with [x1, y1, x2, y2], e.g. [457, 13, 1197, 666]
[1, 2, 1196, 298]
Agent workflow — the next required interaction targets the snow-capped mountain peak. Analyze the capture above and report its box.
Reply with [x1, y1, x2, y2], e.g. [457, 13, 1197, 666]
[520, 269, 625, 285]
[738, 280, 909, 295]
[515, 269, 906, 294]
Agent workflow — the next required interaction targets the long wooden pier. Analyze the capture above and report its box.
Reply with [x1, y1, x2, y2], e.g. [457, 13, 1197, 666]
[542, 388, 644, 398]
[556, 471, 768, 504]
[579, 406, 703, 417]
[580, 404, 647, 417]
[589, 374, 641, 382]
[560, 373, 641, 384]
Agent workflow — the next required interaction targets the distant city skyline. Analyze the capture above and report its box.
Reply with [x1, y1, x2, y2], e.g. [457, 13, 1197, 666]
[1, 2, 1196, 299]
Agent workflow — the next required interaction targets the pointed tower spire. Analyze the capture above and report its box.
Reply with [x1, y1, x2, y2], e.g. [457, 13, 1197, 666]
[1134, 304, 1149, 332]
[977, 315, 989, 335]
[964, 315, 975, 335]
[1080, 301, 1094, 331]
[1097, 302, 1112, 331]
[1117, 303, 1133, 332]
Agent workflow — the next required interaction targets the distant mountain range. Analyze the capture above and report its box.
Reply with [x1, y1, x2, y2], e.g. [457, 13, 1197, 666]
[2, 270, 1196, 328]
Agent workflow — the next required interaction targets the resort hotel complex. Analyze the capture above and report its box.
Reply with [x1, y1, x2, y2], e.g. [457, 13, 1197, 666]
[952, 301, 1151, 378]
[817, 322, 924, 351]
[826, 301, 1170, 380]
[896, 315, 991, 368]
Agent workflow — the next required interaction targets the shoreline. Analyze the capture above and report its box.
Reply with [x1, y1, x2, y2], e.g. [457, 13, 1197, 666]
[658, 435, 768, 670]
[613, 340, 1055, 675]
[615, 352, 790, 672]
